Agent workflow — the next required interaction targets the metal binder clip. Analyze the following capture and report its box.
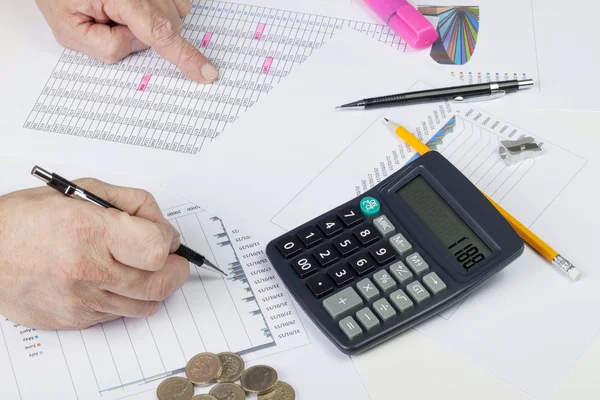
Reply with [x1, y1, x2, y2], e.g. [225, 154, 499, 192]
[498, 137, 543, 165]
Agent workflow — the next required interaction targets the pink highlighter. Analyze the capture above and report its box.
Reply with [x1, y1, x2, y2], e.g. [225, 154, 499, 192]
[362, 0, 438, 49]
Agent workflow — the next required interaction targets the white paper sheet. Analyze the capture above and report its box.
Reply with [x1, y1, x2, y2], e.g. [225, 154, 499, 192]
[162, 29, 600, 399]
[0, 0, 545, 180]
[0, 155, 369, 400]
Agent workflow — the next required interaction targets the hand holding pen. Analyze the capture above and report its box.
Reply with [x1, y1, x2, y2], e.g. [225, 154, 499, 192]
[0, 169, 223, 331]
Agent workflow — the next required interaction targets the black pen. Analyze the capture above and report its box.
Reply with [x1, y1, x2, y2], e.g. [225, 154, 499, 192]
[336, 79, 534, 110]
[31, 166, 228, 277]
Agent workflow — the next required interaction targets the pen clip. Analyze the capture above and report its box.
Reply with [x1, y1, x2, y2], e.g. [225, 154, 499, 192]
[453, 90, 506, 103]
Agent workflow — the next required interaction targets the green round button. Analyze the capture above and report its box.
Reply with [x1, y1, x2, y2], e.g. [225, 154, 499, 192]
[360, 196, 381, 216]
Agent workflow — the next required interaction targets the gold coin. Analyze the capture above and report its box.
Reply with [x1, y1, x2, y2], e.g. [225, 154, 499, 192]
[191, 395, 217, 400]
[240, 365, 278, 395]
[185, 352, 223, 386]
[258, 381, 295, 400]
[216, 352, 245, 383]
[157, 377, 194, 400]
[209, 382, 246, 400]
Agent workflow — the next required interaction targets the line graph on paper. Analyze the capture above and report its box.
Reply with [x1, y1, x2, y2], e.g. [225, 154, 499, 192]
[0, 201, 308, 399]
[22, 0, 539, 154]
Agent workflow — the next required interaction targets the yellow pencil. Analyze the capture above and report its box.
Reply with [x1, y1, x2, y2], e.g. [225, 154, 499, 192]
[384, 118, 581, 282]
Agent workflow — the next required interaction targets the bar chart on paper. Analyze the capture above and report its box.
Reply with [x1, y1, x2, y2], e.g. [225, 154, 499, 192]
[0, 201, 308, 400]
[22, 0, 539, 154]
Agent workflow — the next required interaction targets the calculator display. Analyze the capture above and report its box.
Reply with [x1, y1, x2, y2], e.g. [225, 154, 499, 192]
[396, 176, 492, 270]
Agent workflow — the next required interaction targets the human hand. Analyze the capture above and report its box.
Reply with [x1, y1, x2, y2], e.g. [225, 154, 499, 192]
[35, 0, 219, 83]
[0, 179, 190, 330]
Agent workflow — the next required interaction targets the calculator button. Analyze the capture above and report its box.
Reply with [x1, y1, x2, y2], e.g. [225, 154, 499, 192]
[406, 252, 429, 276]
[372, 215, 395, 238]
[389, 233, 413, 256]
[356, 308, 380, 331]
[290, 255, 318, 278]
[312, 243, 339, 267]
[276, 236, 303, 259]
[323, 287, 363, 319]
[373, 299, 396, 322]
[328, 264, 357, 287]
[352, 224, 380, 247]
[337, 205, 363, 227]
[423, 272, 447, 295]
[369, 243, 396, 266]
[348, 253, 377, 276]
[389, 289, 414, 313]
[356, 278, 380, 302]
[307, 274, 335, 298]
[296, 226, 323, 248]
[359, 196, 381, 216]
[373, 270, 397, 294]
[317, 215, 344, 238]
[333, 233, 360, 256]
[406, 281, 431, 304]
[339, 316, 363, 340]
[389, 261, 413, 285]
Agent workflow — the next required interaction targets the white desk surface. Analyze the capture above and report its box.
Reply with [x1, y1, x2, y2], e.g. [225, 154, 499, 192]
[1, 2, 599, 399]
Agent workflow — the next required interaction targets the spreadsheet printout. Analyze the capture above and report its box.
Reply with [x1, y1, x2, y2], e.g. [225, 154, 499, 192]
[0, 157, 368, 400]
[20, 0, 540, 155]
[163, 30, 600, 399]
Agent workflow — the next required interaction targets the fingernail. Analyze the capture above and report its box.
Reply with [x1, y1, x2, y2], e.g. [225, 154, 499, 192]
[201, 63, 219, 82]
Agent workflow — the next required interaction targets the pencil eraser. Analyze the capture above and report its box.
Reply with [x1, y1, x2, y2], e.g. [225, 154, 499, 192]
[362, 0, 438, 49]
[568, 267, 582, 282]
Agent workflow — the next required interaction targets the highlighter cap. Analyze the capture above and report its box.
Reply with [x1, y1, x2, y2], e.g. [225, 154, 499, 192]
[362, 0, 438, 49]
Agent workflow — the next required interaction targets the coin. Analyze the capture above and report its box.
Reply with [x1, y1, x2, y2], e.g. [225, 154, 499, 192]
[185, 352, 223, 386]
[240, 365, 278, 394]
[216, 352, 245, 383]
[258, 381, 295, 400]
[191, 395, 218, 400]
[208, 382, 246, 400]
[157, 377, 194, 400]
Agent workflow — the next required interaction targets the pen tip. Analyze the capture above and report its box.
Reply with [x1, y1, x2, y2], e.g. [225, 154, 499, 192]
[383, 118, 389, 122]
[203, 259, 228, 276]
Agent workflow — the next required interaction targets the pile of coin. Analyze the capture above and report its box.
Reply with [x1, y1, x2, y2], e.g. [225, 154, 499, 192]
[156, 351, 295, 400]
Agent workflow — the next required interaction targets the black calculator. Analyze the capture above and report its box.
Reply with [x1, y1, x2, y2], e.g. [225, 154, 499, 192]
[265, 151, 524, 354]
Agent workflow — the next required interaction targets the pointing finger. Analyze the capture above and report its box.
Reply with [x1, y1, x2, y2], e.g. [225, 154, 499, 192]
[104, 0, 219, 83]
[172, 0, 192, 18]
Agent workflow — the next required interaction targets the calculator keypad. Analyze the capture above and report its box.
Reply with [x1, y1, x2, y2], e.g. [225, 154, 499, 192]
[333, 234, 360, 257]
[297, 226, 324, 248]
[352, 224, 380, 247]
[290, 255, 318, 278]
[317, 216, 344, 238]
[312, 243, 339, 267]
[328, 264, 356, 287]
[275, 206, 450, 344]
[348, 253, 377, 276]
[337, 205, 363, 227]
[306, 274, 335, 298]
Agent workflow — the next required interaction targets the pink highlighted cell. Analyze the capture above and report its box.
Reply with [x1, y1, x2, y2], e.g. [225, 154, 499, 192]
[201, 32, 213, 48]
[262, 57, 274, 74]
[137, 74, 152, 91]
[254, 23, 266, 40]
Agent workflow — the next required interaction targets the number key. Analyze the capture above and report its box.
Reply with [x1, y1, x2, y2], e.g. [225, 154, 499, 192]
[352, 223, 380, 247]
[276, 236, 303, 259]
[307, 274, 335, 298]
[348, 253, 377, 276]
[312, 243, 339, 267]
[369, 243, 396, 265]
[296, 226, 323, 248]
[290, 255, 318, 278]
[317, 215, 344, 238]
[333, 233, 360, 256]
[328, 264, 356, 287]
[337, 205, 363, 227]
